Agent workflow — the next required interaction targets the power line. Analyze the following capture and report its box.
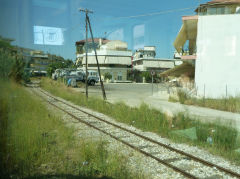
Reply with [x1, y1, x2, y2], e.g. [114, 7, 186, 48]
[69, 1, 228, 30]
[115, 0, 239, 19]
[116, 7, 196, 19]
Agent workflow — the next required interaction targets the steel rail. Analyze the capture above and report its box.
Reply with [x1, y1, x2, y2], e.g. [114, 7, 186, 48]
[32, 88, 196, 179]
[35, 87, 240, 179]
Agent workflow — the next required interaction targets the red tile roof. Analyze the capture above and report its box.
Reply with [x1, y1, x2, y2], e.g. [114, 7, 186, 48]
[195, 0, 240, 12]
[207, 0, 240, 4]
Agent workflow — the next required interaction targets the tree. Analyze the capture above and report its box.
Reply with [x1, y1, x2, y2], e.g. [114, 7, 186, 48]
[47, 60, 74, 77]
[104, 72, 112, 80]
[141, 71, 151, 82]
[9, 56, 25, 83]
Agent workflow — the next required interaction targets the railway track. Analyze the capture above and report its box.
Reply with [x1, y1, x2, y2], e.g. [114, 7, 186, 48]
[30, 85, 240, 179]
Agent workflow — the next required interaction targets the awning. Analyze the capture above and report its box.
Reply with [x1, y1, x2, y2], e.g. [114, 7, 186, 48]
[174, 17, 198, 53]
[174, 25, 187, 53]
[160, 62, 195, 78]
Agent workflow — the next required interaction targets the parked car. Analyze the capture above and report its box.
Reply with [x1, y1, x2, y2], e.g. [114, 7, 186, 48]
[65, 69, 99, 86]
[86, 70, 99, 86]
[67, 70, 85, 82]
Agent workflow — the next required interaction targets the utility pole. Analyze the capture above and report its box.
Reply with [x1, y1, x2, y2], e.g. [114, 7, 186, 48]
[79, 8, 107, 100]
[86, 15, 107, 100]
[79, 8, 92, 98]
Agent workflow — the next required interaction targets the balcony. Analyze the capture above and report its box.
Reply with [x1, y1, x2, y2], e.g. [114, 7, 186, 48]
[174, 15, 198, 60]
[181, 50, 197, 60]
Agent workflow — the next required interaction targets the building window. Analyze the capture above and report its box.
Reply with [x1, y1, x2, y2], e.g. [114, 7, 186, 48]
[117, 72, 122, 81]
[207, 7, 216, 15]
[207, 7, 225, 15]
[216, 7, 225, 14]
[110, 72, 114, 80]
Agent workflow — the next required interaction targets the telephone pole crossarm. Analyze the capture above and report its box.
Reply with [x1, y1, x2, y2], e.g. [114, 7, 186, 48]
[79, 8, 93, 14]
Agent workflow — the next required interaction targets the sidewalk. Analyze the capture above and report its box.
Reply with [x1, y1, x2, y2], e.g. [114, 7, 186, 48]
[74, 86, 240, 131]
[108, 92, 240, 131]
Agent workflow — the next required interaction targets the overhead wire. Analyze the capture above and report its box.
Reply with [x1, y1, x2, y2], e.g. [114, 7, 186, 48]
[69, 0, 232, 30]
[116, 7, 197, 19]
[68, 0, 236, 38]
[115, 0, 238, 19]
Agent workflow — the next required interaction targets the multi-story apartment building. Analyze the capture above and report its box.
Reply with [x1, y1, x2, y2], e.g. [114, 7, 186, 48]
[174, 0, 240, 98]
[75, 38, 132, 81]
[133, 46, 175, 73]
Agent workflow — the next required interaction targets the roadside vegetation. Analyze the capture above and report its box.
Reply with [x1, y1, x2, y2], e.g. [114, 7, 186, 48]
[0, 37, 30, 83]
[0, 38, 144, 178]
[41, 78, 240, 165]
[0, 80, 145, 178]
[47, 58, 75, 77]
[169, 89, 240, 113]
[104, 72, 112, 81]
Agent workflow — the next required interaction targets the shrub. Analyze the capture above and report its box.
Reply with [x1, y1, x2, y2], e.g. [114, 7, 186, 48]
[104, 72, 112, 80]
[177, 89, 189, 104]
[213, 125, 237, 150]
[0, 49, 15, 79]
[172, 113, 193, 130]
[8, 56, 25, 83]
[196, 124, 209, 142]
[196, 123, 237, 150]
[141, 71, 152, 82]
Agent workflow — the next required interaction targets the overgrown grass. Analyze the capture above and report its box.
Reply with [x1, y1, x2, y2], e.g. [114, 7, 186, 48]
[169, 89, 240, 113]
[41, 78, 240, 164]
[185, 97, 240, 113]
[0, 48, 15, 79]
[41, 78, 172, 136]
[0, 80, 145, 178]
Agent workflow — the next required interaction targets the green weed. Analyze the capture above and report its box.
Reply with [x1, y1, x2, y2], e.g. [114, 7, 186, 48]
[41, 78, 240, 165]
[172, 88, 240, 113]
[0, 80, 145, 179]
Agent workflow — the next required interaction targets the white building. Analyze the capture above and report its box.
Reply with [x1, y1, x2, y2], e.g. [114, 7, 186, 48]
[75, 39, 132, 81]
[133, 46, 175, 72]
[174, 0, 240, 98]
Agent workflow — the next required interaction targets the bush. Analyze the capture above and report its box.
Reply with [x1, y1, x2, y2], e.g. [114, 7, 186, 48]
[0, 94, 8, 178]
[172, 113, 193, 130]
[213, 125, 237, 150]
[47, 60, 74, 77]
[104, 72, 112, 80]
[177, 89, 189, 104]
[0, 49, 15, 79]
[8, 56, 25, 83]
[196, 124, 209, 142]
[196, 123, 237, 150]
[141, 72, 151, 82]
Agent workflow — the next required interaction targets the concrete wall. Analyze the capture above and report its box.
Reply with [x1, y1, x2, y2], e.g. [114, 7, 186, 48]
[195, 14, 240, 98]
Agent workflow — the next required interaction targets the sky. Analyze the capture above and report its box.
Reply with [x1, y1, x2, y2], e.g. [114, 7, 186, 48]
[0, 0, 208, 60]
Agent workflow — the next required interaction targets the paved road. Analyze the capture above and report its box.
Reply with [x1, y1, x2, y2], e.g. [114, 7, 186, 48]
[75, 83, 240, 131]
